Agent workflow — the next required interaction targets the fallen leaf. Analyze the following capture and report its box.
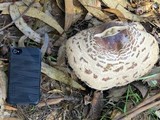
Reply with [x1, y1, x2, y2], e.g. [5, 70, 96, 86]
[0, 1, 41, 11]
[111, 109, 122, 120]
[0, 66, 7, 118]
[37, 98, 64, 107]
[155, 110, 160, 118]
[86, 91, 104, 120]
[103, 8, 126, 21]
[41, 62, 85, 90]
[2, 118, 21, 120]
[132, 82, 148, 98]
[116, 0, 129, 8]
[72, 0, 86, 23]
[46, 111, 62, 120]
[41, 33, 49, 58]
[2, 6, 64, 34]
[0, 1, 24, 11]
[108, 86, 127, 102]
[48, 89, 63, 94]
[4, 104, 17, 111]
[18, 35, 27, 47]
[9, 4, 42, 43]
[78, 0, 110, 22]
[22, 0, 41, 6]
[0, 70, 7, 101]
[56, 44, 66, 66]
[64, 0, 74, 30]
[56, 0, 65, 12]
[102, 0, 142, 21]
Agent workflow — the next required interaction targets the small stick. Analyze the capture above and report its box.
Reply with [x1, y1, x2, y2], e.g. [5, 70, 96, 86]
[115, 93, 160, 120]
[120, 100, 160, 120]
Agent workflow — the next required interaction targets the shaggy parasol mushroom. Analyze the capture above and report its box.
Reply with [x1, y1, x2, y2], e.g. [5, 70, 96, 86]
[66, 21, 159, 90]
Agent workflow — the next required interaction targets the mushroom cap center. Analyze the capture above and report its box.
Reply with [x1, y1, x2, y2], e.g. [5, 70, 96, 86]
[94, 26, 130, 52]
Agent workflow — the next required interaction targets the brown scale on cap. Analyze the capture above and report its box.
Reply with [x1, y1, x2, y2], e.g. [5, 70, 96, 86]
[66, 21, 159, 90]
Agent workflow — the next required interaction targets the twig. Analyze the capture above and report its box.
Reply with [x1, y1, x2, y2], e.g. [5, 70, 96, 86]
[0, 0, 35, 32]
[115, 93, 160, 120]
[121, 100, 160, 119]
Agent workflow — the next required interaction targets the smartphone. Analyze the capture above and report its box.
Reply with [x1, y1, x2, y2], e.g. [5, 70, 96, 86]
[7, 47, 41, 105]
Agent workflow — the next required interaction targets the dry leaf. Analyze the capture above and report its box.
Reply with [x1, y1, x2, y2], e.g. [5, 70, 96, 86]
[41, 33, 49, 58]
[46, 111, 62, 120]
[155, 110, 160, 118]
[0, 1, 24, 11]
[2, 6, 64, 34]
[64, 0, 74, 30]
[116, 0, 129, 8]
[102, 0, 142, 21]
[72, 0, 85, 23]
[2, 118, 21, 120]
[4, 105, 17, 111]
[87, 91, 103, 120]
[41, 62, 85, 90]
[37, 98, 64, 107]
[78, 0, 110, 22]
[0, 70, 7, 101]
[0, 68, 7, 118]
[103, 8, 126, 21]
[0, 1, 41, 11]
[56, 0, 64, 12]
[56, 44, 66, 66]
[9, 4, 42, 43]
[108, 86, 127, 102]
[48, 89, 63, 94]
[132, 82, 148, 98]
[22, 0, 41, 6]
[18, 35, 27, 47]
[111, 109, 122, 120]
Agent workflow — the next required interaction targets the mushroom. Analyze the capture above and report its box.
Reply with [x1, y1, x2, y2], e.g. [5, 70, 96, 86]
[66, 21, 159, 90]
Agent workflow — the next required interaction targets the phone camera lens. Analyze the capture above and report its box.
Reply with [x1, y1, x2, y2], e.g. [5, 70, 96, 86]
[12, 48, 22, 55]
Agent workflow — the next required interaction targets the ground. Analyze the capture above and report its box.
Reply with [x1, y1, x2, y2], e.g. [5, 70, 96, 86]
[0, 0, 160, 120]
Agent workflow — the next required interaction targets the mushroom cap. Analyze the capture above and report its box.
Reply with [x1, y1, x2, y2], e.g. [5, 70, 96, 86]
[66, 21, 159, 90]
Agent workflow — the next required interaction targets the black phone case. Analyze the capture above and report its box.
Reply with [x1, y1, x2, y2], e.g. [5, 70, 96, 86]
[7, 47, 41, 105]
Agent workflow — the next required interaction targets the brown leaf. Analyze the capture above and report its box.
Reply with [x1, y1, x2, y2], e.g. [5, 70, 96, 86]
[2, 118, 21, 120]
[78, 0, 110, 22]
[46, 111, 62, 120]
[56, 44, 66, 66]
[37, 98, 64, 107]
[64, 0, 74, 30]
[103, 8, 126, 21]
[108, 86, 127, 102]
[102, 0, 142, 21]
[4, 104, 17, 111]
[87, 91, 104, 120]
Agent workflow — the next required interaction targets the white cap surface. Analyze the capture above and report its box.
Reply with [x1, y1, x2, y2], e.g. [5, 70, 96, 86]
[66, 22, 159, 90]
